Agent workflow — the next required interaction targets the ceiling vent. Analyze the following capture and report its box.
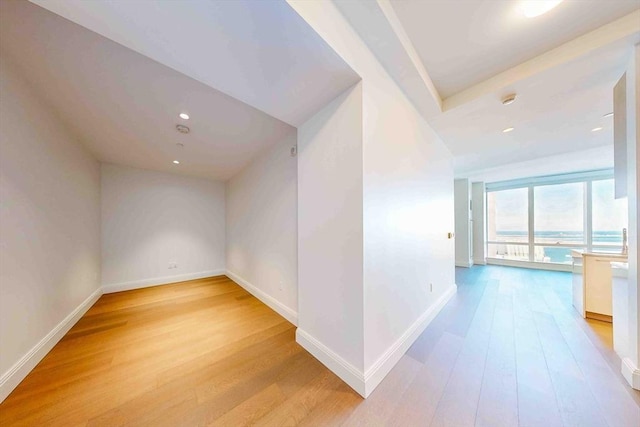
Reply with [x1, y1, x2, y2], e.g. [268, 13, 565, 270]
[176, 124, 190, 134]
[501, 94, 517, 105]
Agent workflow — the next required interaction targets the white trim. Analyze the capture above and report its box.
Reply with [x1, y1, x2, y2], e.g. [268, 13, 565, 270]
[362, 284, 457, 397]
[485, 168, 613, 192]
[443, 11, 640, 110]
[0, 287, 103, 403]
[621, 357, 640, 390]
[102, 269, 225, 294]
[295, 328, 366, 396]
[528, 186, 535, 262]
[225, 270, 298, 326]
[473, 257, 486, 265]
[455, 260, 473, 268]
[295, 284, 457, 398]
[487, 258, 572, 272]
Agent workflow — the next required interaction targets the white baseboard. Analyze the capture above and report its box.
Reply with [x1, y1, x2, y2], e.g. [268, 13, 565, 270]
[473, 257, 486, 265]
[1, 276, 455, 403]
[296, 328, 366, 396]
[363, 284, 457, 397]
[0, 287, 103, 403]
[296, 284, 457, 398]
[455, 260, 473, 268]
[487, 258, 572, 272]
[1, 270, 227, 402]
[622, 357, 640, 390]
[102, 269, 225, 294]
[226, 270, 298, 326]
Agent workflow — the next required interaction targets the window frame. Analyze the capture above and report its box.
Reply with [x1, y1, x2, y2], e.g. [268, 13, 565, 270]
[485, 169, 622, 268]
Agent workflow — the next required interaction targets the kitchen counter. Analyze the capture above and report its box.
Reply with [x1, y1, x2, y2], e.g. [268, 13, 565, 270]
[571, 249, 628, 259]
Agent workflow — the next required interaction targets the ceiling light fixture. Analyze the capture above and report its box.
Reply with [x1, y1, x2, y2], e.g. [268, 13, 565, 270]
[603, 112, 614, 118]
[173, 160, 180, 164]
[591, 127, 603, 132]
[501, 94, 517, 105]
[179, 113, 190, 120]
[521, 0, 563, 18]
[503, 127, 515, 133]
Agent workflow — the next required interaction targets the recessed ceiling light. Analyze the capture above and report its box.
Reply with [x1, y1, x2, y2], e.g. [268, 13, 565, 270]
[179, 113, 190, 120]
[501, 94, 517, 105]
[503, 127, 515, 133]
[591, 127, 603, 132]
[603, 112, 614, 118]
[173, 160, 180, 164]
[521, 0, 563, 18]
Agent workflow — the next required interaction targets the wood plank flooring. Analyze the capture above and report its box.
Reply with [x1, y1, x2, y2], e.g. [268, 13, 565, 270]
[1, 267, 638, 426]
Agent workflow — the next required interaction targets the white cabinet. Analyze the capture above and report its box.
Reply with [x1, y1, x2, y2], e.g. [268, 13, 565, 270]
[571, 253, 584, 316]
[571, 251, 627, 322]
[584, 256, 615, 319]
[611, 262, 629, 358]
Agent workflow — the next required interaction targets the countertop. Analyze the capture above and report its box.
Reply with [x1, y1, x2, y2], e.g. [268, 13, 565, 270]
[610, 261, 629, 279]
[571, 249, 628, 260]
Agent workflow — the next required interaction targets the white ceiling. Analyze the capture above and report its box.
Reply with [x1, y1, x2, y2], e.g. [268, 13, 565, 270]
[2, 0, 637, 182]
[324, 0, 639, 178]
[378, 0, 639, 178]
[29, 0, 360, 127]
[1, 1, 361, 181]
[391, 0, 640, 98]
[0, 0, 298, 181]
[429, 40, 633, 175]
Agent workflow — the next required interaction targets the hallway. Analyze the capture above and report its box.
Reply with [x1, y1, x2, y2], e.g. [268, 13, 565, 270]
[390, 265, 640, 426]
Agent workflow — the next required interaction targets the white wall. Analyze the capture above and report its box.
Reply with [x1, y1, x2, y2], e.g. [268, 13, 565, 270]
[0, 57, 101, 399]
[463, 145, 614, 183]
[297, 83, 365, 374]
[226, 131, 298, 324]
[622, 44, 639, 389]
[290, 0, 455, 397]
[454, 179, 472, 267]
[101, 164, 225, 291]
[362, 79, 455, 375]
[472, 182, 487, 265]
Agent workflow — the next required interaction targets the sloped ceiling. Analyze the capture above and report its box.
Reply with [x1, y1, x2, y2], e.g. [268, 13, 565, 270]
[1, 0, 360, 181]
[29, 0, 361, 127]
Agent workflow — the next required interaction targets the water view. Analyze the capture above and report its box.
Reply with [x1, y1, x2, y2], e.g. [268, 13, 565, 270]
[491, 230, 623, 264]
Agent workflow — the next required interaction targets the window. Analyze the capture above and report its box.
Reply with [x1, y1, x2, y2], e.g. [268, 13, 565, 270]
[486, 188, 529, 261]
[534, 183, 584, 245]
[485, 170, 626, 267]
[533, 182, 584, 264]
[592, 179, 627, 251]
[487, 188, 528, 243]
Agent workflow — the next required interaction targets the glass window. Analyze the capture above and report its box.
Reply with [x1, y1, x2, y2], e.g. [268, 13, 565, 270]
[487, 243, 529, 261]
[592, 179, 627, 250]
[534, 182, 584, 245]
[487, 188, 528, 243]
[533, 246, 581, 264]
[485, 172, 623, 268]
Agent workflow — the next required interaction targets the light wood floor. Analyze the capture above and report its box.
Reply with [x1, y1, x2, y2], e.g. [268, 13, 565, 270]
[1, 267, 639, 426]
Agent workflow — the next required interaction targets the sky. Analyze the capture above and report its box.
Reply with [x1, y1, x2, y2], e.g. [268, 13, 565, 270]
[489, 179, 627, 234]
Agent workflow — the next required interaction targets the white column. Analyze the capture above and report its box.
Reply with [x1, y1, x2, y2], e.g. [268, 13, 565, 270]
[622, 44, 639, 390]
[455, 179, 472, 267]
[472, 182, 487, 265]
